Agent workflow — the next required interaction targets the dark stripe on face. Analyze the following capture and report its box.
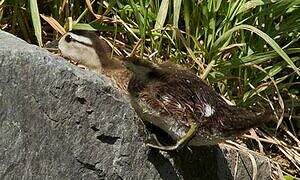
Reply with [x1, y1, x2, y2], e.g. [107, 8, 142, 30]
[65, 30, 113, 68]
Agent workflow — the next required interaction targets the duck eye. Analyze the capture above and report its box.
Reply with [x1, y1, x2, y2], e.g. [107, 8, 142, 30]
[65, 34, 72, 43]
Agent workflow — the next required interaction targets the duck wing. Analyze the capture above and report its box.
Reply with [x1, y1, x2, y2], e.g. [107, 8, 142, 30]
[129, 65, 228, 128]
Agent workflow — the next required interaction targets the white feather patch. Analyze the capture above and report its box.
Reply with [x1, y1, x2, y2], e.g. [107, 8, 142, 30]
[203, 104, 215, 117]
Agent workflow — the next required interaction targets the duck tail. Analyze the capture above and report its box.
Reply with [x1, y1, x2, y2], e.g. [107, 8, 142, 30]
[223, 107, 274, 136]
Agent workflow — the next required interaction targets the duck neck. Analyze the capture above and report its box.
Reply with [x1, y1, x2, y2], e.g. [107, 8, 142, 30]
[101, 55, 123, 70]
[101, 57, 133, 92]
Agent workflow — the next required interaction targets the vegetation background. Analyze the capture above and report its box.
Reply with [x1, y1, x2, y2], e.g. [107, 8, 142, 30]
[1, 0, 299, 179]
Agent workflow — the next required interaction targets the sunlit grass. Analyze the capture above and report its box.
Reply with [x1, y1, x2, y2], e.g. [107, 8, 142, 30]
[1, 0, 299, 178]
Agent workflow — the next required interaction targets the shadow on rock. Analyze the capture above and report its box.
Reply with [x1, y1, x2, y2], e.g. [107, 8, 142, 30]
[148, 145, 233, 180]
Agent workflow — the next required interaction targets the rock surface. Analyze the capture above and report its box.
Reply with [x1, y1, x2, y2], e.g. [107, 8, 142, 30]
[0, 31, 272, 180]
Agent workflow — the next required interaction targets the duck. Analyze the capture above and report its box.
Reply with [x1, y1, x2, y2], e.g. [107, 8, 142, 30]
[58, 30, 274, 150]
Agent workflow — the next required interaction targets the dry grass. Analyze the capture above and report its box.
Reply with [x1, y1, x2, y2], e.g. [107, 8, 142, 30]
[1, 0, 299, 179]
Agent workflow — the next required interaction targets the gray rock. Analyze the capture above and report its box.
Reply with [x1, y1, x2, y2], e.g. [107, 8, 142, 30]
[0, 31, 272, 180]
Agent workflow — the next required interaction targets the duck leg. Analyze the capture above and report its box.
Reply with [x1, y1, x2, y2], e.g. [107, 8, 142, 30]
[146, 122, 199, 151]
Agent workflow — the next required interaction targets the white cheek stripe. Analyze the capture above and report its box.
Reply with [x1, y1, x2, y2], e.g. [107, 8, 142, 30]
[69, 33, 93, 46]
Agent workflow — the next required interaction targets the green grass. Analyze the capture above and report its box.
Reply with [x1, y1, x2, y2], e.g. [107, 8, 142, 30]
[1, 0, 300, 177]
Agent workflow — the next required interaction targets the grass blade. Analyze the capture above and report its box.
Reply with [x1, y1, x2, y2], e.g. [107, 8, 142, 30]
[29, 0, 42, 46]
[40, 14, 66, 35]
[173, 0, 182, 28]
[213, 24, 300, 76]
[237, 0, 265, 14]
[0, 0, 4, 22]
[154, 0, 169, 29]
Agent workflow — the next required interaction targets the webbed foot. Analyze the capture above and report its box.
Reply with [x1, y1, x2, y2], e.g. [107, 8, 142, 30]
[146, 122, 199, 151]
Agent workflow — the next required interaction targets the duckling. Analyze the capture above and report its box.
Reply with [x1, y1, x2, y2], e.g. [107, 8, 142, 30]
[58, 30, 274, 151]
[123, 57, 273, 150]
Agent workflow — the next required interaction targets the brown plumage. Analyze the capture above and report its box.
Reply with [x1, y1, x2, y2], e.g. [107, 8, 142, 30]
[123, 57, 273, 147]
[58, 30, 274, 150]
